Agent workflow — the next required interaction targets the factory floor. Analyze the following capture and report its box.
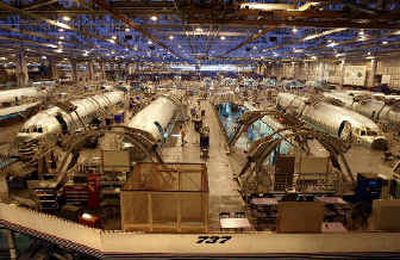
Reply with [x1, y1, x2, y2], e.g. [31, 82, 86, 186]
[161, 99, 245, 230]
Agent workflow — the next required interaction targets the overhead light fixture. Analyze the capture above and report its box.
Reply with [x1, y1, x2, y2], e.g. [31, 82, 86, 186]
[54, 48, 63, 53]
[57, 41, 63, 45]
[195, 27, 203, 33]
[108, 39, 115, 44]
[311, 56, 317, 60]
[382, 41, 388, 45]
[59, 36, 64, 40]
[303, 28, 347, 41]
[125, 28, 130, 32]
[358, 36, 367, 41]
[292, 27, 298, 34]
[41, 56, 47, 60]
[169, 35, 174, 40]
[55, 21, 71, 30]
[58, 28, 64, 32]
[240, 2, 319, 12]
[147, 40, 153, 45]
[326, 42, 337, 48]
[111, 35, 117, 40]
[367, 51, 371, 55]
[62, 16, 71, 22]
[150, 16, 158, 22]
[220, 36, 226, 40]
[358, 30, 364, 36]
[47, 44, 58, 48]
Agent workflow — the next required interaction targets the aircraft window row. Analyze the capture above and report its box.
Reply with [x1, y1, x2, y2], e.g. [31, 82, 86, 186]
[20, 125, 44, 133]
[357, 128, 378, 137]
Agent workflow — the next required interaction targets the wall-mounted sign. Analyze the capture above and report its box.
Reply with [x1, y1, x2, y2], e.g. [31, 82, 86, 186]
[343, 65, 366, 86]
[381, 75, 391, 84]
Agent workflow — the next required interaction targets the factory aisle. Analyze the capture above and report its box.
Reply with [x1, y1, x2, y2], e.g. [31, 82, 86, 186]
[161, 98, 245, 229]
[202, 100, 245, 229]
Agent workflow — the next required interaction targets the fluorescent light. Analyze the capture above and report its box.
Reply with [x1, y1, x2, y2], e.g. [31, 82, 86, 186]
[62, 16, 71, 22]
[382, 41, 388, 45]
[47, 44, 58, 48]
[58, 28, 64, 32]
[54, 49, 63, 53]
[311, 56, 317, 60]
[108, 39, 115, 44]
[326, 42, 337, 48]
[169, 35, 174, 40]
[111, 35, 117, 40]
[367, 51, 371, 55]
[147, 40, 153, 45]
[59, 36, 64, 40]
[292, 27, 298, 34]
[195, 27, 203, 33]
[220, 36, 226, 40]
[55, 21, 71, 30]
[150, 16, 158, 22]
[240, 3, 295, 11]
[303, 28, 347, 41]
[125, 28, 130, 32]
[358, 36, 367, 41]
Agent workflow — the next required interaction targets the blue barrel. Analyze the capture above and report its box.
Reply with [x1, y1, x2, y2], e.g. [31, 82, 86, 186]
[114, 113, 123, 124]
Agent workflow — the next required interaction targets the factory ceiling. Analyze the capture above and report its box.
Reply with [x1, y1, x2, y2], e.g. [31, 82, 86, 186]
[0, 0, 400, 65]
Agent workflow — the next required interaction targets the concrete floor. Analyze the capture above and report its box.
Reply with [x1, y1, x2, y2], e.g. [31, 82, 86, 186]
[161, 99, 245, 230]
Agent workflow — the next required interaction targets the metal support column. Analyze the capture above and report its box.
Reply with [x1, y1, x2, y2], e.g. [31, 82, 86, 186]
[100, 62, 106, 81]
[71, 59, 78, 82]
[15, 49, 28, 87]
[88, 60, 94, 81]
[49, 57, 58, 80]
[368, 58, 377, 89]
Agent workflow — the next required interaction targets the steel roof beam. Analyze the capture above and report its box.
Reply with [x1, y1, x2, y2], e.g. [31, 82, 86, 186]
[84, 0, 184, 60]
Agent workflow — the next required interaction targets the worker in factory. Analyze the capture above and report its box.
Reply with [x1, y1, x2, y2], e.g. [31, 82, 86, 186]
[199, 123, 210, 158]
[180, 125, 186, 147]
